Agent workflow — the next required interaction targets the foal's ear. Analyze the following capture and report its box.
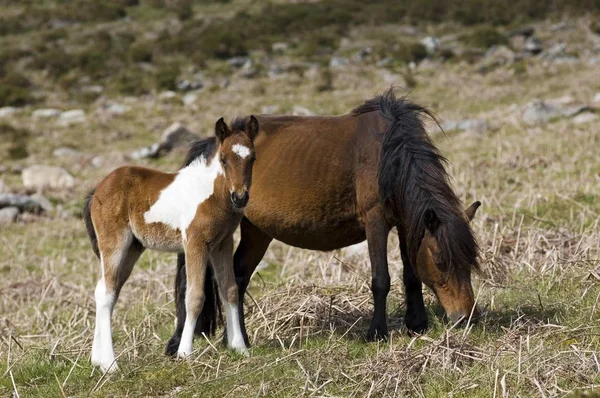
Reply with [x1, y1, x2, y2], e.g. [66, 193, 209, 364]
[464, 201, 481, 222]
[245, 115, 259, 141]
[423, 208, 440, 234]
[215, 117, 230, 142]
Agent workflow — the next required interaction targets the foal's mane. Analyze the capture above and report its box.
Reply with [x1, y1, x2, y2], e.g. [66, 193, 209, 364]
[355, 89, 479, 272]
[182, 117, 248, 168]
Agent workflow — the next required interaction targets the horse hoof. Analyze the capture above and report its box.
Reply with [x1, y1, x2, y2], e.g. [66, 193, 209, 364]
[365, 329, 388, 342]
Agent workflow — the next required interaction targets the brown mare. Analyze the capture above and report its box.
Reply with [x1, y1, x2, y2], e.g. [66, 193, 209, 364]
[83, 117, 259, 372]
[166, 89, 481, 355]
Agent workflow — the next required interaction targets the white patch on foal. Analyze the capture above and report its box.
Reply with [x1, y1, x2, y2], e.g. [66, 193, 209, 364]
[225, 302, 249, 356]
[232, 144, 251, 159]
[144, 155, 223, 240]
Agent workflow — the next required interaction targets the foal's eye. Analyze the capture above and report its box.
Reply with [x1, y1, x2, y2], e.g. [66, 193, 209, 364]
[220, 156, 227, 166]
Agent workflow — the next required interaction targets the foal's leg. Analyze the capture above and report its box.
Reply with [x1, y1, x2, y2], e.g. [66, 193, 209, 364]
[177, 237, 208, 358]
[212, 235, 248, 355]
[365, 209, 391, 341]
[397, 227, 428, 334]
[92, 231, 144, 372]
[232, 218, 272, 346]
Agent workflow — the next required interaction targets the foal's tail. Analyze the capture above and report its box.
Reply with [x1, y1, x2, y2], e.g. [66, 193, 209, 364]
[165, 252, 222, 356]
[83, 189, 100, 258]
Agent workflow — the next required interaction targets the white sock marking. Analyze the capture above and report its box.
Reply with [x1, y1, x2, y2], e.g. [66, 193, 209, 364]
[232, 144, 250, 159]
[144, 155, 223, 241]
[92, 278, 118, 372]
[177, 314, 197, 358]
[225, 302, 248, 355]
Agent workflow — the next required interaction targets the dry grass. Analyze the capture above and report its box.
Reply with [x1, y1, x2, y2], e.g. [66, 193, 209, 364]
[1, 16, 600, 398]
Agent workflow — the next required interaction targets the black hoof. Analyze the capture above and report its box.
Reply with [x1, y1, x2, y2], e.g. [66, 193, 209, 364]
[365, 327, 388, 342]
[165, 333, 181, 357]
[405, 313, 428, 335]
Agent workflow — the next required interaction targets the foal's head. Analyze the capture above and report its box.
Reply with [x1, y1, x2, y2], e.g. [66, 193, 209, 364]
[215, 116, 259, 210]
[415, 201, 481, 325]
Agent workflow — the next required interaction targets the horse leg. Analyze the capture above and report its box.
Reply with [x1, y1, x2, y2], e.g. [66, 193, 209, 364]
[211, 235, 248, 355]
[232, 218, 272, 346]
[92, 231, 143, 372]
[398, 227, 428, 334]
[177, 237, 208, 358]
[365, 209, 391, 341]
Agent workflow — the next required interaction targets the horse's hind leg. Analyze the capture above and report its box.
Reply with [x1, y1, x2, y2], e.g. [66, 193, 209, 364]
[365, 208, 391, 341]
[92, 230, 144, 372]
[212, 235, 248, 355]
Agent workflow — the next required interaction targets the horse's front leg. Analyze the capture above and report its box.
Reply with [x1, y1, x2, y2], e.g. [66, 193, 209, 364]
[177, 235, 208, 358]
[211, 235, 249, 355]
[365, 208, 391, 341]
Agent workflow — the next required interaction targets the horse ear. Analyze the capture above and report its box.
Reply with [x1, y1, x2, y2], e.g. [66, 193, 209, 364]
[246, 115, 259, 141]
[215, 117, 229, 142]
[423, 208, 440, 234]
[465, 201, 481, 222]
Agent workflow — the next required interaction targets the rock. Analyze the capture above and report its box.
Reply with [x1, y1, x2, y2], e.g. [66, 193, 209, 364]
[131, 122, 199, 159]
[182, 92, 198, 106]
[22, 165, 75, 191]
[329, 57, 349, 69]
[0, 207, 19, 224]
[478, 45, 516, 72]
[57, 110, 86, 125]
[261, 105, 280, 114]
[268, 62, 285, 77]
[593, 93, 600, 104]
[521, 100, 589, 125]
[159, 91, 178, 101]
[572, 112, 598, 124]
[130, 143, 161, 160]
[376, 57, 393, 67]
[353, 47, 372, 62]
[91, 151, 128, 169]
[53, 147, 80, 158]
[176, 80, 203, 92]
[272, 42, 289, 53]
[524, 36, 543, 55]
[105, 103, 130, 116]
[292, 106, 315, 117]
[550, 21, 569, 32]
[441, 119, 488, 133]
[240, 67, 259, 79]
[32, 108, 61, 119]
[82, 85, 104, 94]
[421, 36, 440, 54]
[219, 78, 230, 89]
[0, 194, 44, 213]
[30, 193, 53, 212]
[227, 56, 250, 68]
[0, 107, 17, 118]
[0, 179, 6, 193]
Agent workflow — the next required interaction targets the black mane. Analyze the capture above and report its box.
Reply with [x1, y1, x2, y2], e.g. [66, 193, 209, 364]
[182, 136, 217, 168]
[366, 89, 479, 272]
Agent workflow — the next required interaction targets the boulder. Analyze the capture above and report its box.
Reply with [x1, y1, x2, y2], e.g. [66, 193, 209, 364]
[421, 36, 440, 54]
[131, 122, 199, 159]
[524, 36, 543, 55]
[572, 112, 598, 125]
[176, 80, 203, 92]
[53, 147, 80, 158]
[57, 109, 86, 125]
[0, 107, 17, 118]
[329, 57, 349, 69]
[0, 194, 45, 213]
[0, 206, 19, 224]
[32, 108, 61, 119]
[105, 103, 130, 116]
[272, 42, 289, 53]
[521, 100, 589, 125]
[22, 165, 75, 190]
[227, 56, 250, 68]
[182, 92, 198, 106]
[441, 119, 488, 133]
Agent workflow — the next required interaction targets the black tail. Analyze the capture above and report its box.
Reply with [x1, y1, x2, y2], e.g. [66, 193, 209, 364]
[83, 189, 100, 258]
[375, 89, 478, 271]
[165, 253, 222, 356]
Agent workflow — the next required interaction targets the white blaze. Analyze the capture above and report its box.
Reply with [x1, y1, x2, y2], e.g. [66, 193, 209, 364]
[144, 155, 223, 240]
[232, 144, 251, 159]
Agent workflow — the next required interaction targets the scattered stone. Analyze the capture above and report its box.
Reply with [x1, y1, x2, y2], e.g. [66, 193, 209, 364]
[521, 100, 589, 125]
[32, 108, 61, 119]
[524, 36, 543, 55]
[30, 193, 53, 212]
[53, 147, 80, 158]
[182, 92, 198, 106]
[329, 57, 349, 69]
[22, 165, 75, 190]
[593, 93, 600, 104]
[176, 79, 203, 92]
[421, 36, 440, 54]
[131, 143, 160, 160]
[572, 112, 598, 124]
[261, 105, 280, 114]
[0, 107, 17, 118]
[57, 109, 86, 125]
[550, 21, 569, 32]
[219, 78, 230, 89]
[267, 62, 285, 78]
[478, 45, 516, 72]
[82, 85, 104, 94]
[0, 194, 45, 213]
[292, 106, 315, 117]
[105, 103, 130, 116]
[227, 56, 250, 68]
[540, 43, 578, 64]
[272, 42, 289, 53]
[353, 47, 372, 62]
[376, 57, 393, 68]
[159, 91, 178, 101]
[0, 207, 19, 224]
[240, 67, 259, 79]
[0, 179, 6, 193]
[131, 122, 199, 159]
[441, 119, 488, 133]
[91, 151, 128, 169]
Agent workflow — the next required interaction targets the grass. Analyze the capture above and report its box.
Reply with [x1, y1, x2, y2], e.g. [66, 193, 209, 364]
[1, 8, 600, 398]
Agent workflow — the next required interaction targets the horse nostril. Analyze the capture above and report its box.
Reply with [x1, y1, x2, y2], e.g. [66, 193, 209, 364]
[240, 191, 249, 203]
[230, 192, 236, 203]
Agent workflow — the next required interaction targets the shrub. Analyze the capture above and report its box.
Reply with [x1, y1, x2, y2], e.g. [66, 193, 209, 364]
[129, 40, 155, 63]
[30, 48, 75, 78]
[0, 123, 30, 160]
[0, 71, 34, 107]
[112, 68, 151, 96]
[460, 26, 508, 49]
[154, 63, 180, 90]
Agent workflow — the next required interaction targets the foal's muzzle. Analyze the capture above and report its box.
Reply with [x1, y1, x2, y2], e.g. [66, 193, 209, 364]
[231, 191, 249, 209]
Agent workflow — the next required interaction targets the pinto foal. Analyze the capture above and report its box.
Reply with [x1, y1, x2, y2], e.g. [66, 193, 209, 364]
[84, 116, 258, 372]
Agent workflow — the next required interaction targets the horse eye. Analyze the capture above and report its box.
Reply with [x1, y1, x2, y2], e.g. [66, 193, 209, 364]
[220, 156, 227, 165]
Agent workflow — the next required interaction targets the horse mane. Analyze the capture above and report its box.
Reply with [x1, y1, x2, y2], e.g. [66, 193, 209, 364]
[371, 89, 479, 272]
[182, 136, 217, 168]
[230, 117, 248, 133]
